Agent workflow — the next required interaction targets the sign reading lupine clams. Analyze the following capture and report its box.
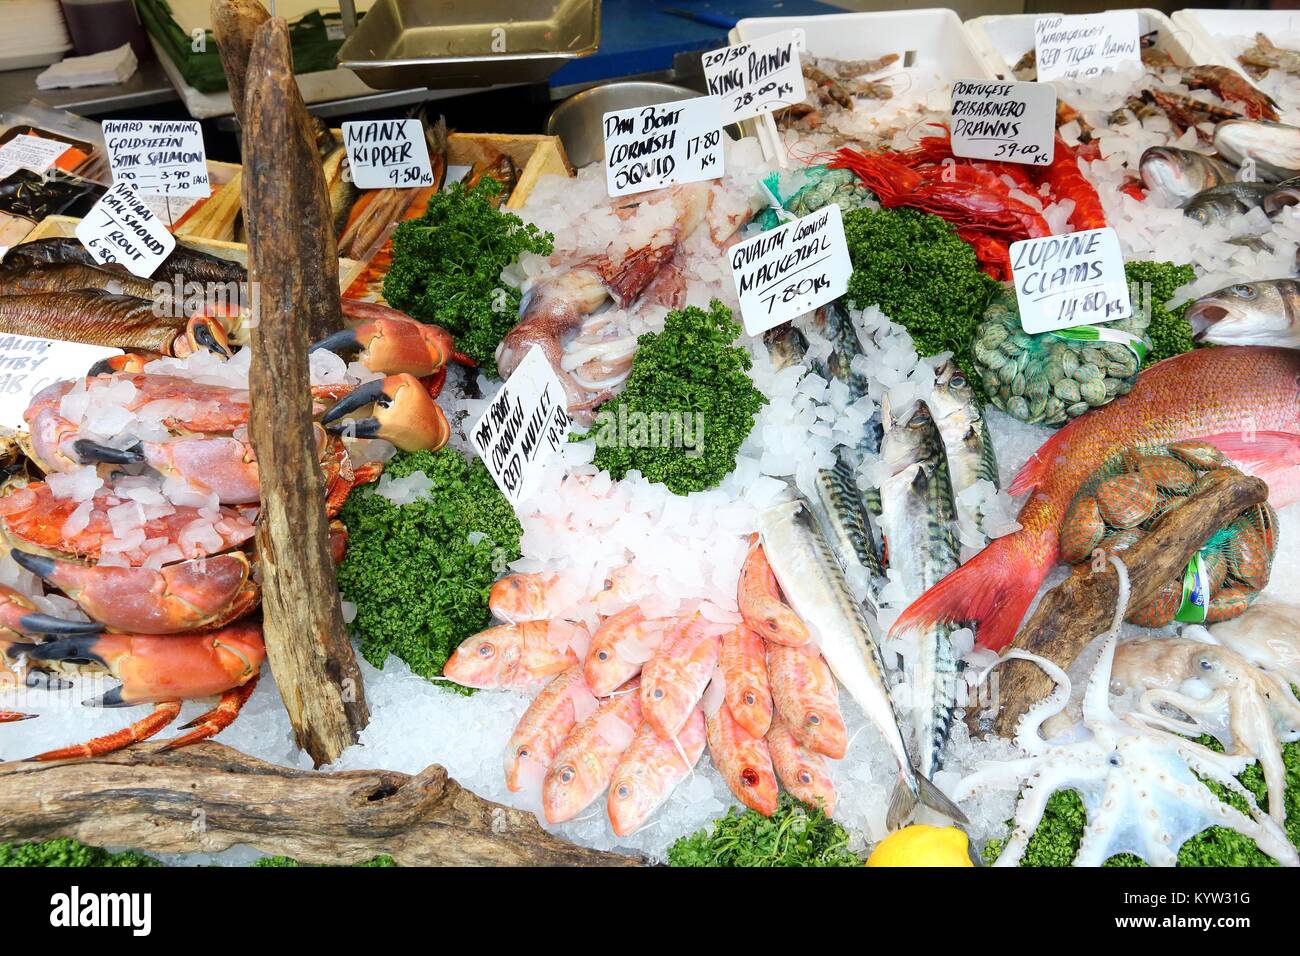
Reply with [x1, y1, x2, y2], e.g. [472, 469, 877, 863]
[950, 79, 1055, 167]
[702, 30, 804, 124]
[471, 345, 574, 508]
[75, 181, 175, 279]
[102, 120, 210, 198]
[729, 203, 852, 337]
[341, 119, 435, 190]
[0, 334, 120, 430]
[1010, 227, 1132, 335]
[1034, 12, 1141, 82]
[603, 96, 725, 198]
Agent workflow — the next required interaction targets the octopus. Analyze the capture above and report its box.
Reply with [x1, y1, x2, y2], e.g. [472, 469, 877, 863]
[956, 557, 1298, 866]
[1198, 595, 1300, 689]
[1114, 635, 1300, 828]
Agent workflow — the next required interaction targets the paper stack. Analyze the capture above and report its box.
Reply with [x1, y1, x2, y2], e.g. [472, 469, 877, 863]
[0, 0, 72, 70]
[36, 42, 138, 89]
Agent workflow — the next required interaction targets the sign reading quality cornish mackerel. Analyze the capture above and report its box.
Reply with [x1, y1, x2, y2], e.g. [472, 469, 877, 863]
[342, 119, 435, 189]
[471, 345, 574, 508]
[1034, 12, 1140, 82]
[1010, 226, 1131, 334]
[949, 79, 1055, 166]
[102, 120, 210, 198]
[603, 96, 725, 197]
[702, 30, 805, 124]
[729, 204, 852, 336]
[75, 181, 175, 279]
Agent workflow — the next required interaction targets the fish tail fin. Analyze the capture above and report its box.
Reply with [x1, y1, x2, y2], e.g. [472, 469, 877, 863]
[886, 768, 969, 831]
[890, 535, 1049, 652]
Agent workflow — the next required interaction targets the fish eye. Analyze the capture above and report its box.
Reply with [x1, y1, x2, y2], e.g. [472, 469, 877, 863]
[597, 650, 609, 661]
[559, 766, 575, 783]
[807, 712, 821, 725]
[799, 771, 812, 784]
[478, 643, 494, 658]
[951, 374, 966, 387]
[1199, 657, 1213, 670]
[616, 783, 630, 799]
[1108, 753, 1122, 768]
[653, 687, 664, 699]
[744, 692, 756, 705]
[1230, 284, 1257, 299]
[741, 767, 759, 787]
[517, 747, 530, 758]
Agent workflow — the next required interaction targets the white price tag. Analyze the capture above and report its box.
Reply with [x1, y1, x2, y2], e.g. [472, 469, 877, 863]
[470, 346, 574, 508]
[0, 134, 70, 181]
[102, 120, 210, 198]
[729, 204, 852, 337]
[702, 30, 804, 124]
[75, 182, 176, 279]
[603, 96, 725, 198]
[0, 334, 121, 429]
[341, 119, 435, 190]
[1034, 12, 1141, 82]
[950, 79, 1056, 167]
[1010, 227, 1132, 334]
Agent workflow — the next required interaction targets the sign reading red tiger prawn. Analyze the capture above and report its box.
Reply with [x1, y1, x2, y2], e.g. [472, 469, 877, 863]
[728, 204, 852, 337]
[603, 97, 725, 198]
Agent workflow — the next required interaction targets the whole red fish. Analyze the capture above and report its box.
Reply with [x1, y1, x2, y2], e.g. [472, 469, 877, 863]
[892, 347, 1300, 651]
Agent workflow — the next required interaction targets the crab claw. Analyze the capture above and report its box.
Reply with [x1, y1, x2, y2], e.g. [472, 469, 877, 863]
[0, 711, 35, 722]
[174, 314, 232, 359]
[88, 353, 150, 377]
[321, 373, 450, 452]
[314, 310, 455, 377]
[0, 581, 103, 637]
[73, 438, 143, 466]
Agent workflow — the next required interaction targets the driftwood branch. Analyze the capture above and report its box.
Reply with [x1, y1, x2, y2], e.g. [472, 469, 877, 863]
[211, 0, 270, 125]
[243, 18, 366, 765]
[0, 743, 639, 866]
[972, 468, 1269, 738]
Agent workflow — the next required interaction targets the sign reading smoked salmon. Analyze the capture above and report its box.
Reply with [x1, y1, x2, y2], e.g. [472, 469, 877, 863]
[1010, 226, 1132, 334]
[102, 120, 210, 198]
[602, 97, 725, 198]
[729, 203, 852, 336]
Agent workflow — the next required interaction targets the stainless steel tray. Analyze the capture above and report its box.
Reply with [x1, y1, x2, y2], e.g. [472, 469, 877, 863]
[337, 0, 600, 90]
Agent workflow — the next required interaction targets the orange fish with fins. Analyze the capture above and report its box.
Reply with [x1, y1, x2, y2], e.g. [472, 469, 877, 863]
[892, 346, 1300, 651]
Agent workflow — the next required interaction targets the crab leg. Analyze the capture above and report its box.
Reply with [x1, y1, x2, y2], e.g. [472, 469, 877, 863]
[28, 702, 182, 761]
[164, 674, 259, 750]
[0, 711, 34, 723]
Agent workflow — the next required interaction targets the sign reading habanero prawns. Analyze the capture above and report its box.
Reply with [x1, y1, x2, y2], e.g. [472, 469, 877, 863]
[729, 204, 852, 337]
[949, 79, 1055, 167]
[602, 97, 725, 198]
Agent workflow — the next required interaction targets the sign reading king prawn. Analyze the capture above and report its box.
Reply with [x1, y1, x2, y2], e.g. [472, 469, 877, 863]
[471, 345, 573, 508]
[729, 204, 852, 336]
[702, 29, 804, 124]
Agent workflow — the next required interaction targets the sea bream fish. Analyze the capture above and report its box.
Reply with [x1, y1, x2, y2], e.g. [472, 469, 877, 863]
[878, 398, 962, 778]
[1184, 280, 1300, 349]
[892, 346, 1300, 653]
[1213, 119, 1300, 182]
[757, 496, 969, 829]
[1139, 146, 1235, 204]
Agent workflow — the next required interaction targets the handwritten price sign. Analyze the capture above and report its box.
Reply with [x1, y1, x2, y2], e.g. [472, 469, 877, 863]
[950, 79, 1055, 167]
[729, 204, 851, 336]
[703, 30, 805, 124]
[75, 182, 175, 279]
[341, 119, 435, 190]
[603, 97, 726, 198]
[1034, 12, 1141, 82]
[102, 120, 210, 198]
[1011, 227, 1132, 334]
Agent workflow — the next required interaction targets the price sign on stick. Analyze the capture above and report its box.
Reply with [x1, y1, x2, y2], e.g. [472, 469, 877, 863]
[102, 120, 210, 198]
[341, 119, 435, 189]
[729, 204, 852, 337]
[703, 30, 805, 124]
[75, 182, 176, 279]
[1034, 12, 1140, 82]
[603, 96, 726, 197]
[0, 334, 121, 430]
[1010, 227, 1132, 334]
[950, 79, 1056, 167]
[470, 346, 574, 508]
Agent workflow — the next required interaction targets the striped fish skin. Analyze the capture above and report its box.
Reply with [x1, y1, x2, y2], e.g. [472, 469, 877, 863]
[879, 398, 962, 779]
[931, 359, 1000, 506]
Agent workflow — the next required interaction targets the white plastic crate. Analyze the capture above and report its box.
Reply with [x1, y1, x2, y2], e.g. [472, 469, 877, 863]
[965, 9, 1201, 80]
[1172, 8, 1300, 86]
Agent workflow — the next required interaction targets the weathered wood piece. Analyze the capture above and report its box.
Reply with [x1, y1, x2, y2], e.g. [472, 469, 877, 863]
[242, 17, 365, 765]
[0, 743, 640, 866]
[211, 0, 271, 125]
[972, 468, 1269, 738]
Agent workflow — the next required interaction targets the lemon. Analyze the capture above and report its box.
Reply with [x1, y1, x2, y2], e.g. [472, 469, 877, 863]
[866, 824, 974, 867]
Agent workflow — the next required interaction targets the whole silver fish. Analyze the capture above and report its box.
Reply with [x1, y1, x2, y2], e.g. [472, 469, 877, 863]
[1181, 181, 1277, 225]
[1183, 279, 1300, 348]
[1214, 119, 1300, 182]
[878, 398, 962, 778]
[1139, 146, 1235, 204]
[757, 496, 967, 829]
[930, 359, 999, 510]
